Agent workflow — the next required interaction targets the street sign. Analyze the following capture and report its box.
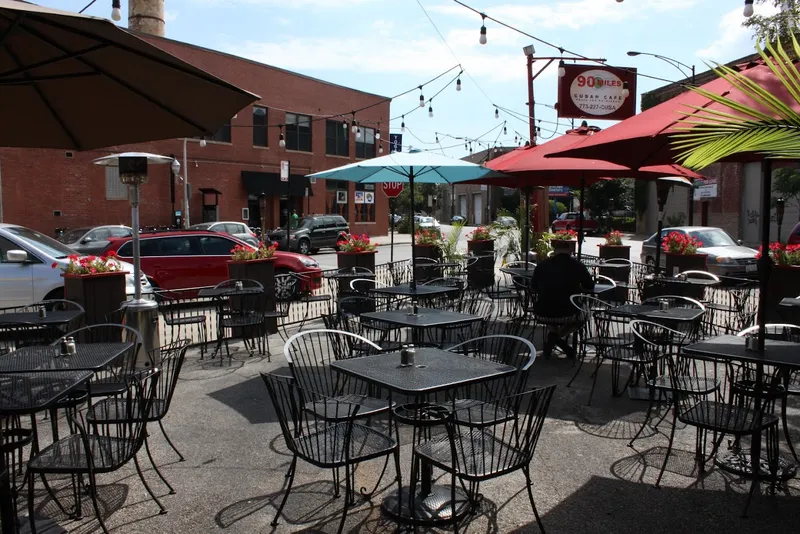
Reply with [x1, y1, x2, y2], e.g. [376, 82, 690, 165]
[280, 160, 289, 182]
[382, 182, 404, 198]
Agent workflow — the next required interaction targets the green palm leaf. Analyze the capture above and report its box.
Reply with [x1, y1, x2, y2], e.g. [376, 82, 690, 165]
[672, 37, 800, 170]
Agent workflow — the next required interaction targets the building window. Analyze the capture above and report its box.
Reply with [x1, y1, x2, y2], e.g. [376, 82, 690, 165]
[325, 180, 348, 220]
[105, 166, 128, 200]
[286, 112, 311, 152]
[354, 183, 376, 223]
[325, 120, 348, 157]
[210, 119, 232, 143]
[356, 127, 376, 159]
[253, 106, 268, 147]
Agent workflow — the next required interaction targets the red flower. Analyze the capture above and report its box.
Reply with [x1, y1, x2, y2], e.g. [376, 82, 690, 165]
[51, 262, 57, 269]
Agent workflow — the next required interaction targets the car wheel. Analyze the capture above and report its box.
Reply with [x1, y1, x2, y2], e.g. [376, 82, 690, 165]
[274, 269, 299, 301]
[298, 238, 311, 255]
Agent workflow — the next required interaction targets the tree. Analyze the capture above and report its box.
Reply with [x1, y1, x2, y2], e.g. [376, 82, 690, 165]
[743, 1, 800, 43]
[773, 167, 800, 218]
[581, 179, 633, 216]
[393, 182, 439, 218]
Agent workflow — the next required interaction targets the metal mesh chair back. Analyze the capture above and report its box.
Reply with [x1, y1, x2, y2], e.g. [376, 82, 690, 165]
[630, 320, 689, 371]
[38, 299, 85, 331]
[642, 294, 706, 340]
[58, 323, 143, 390]
[448, 335, 536, 397]
[214, 278, 264, 290]
[148, 339, 190, 420]
[592, 310, 633, 351]
[0, 323, 64, 352]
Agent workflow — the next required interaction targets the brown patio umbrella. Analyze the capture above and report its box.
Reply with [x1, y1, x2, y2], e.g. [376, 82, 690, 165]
[0, 0, 259, 149]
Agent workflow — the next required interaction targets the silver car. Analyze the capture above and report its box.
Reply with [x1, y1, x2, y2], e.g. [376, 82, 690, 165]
[59, 225, 132, 255]
[640, 226, 758, 277]
[190, 221, 259, 246]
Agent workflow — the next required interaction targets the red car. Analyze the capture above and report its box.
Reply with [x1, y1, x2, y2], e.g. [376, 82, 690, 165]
[103, 230, 322, 298]
[550, 212, 599, 234]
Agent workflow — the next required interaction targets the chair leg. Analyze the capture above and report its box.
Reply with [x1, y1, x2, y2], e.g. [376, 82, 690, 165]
[780, 396, 799, 461]
[586, 356, 605, 406]
[144, 432, 175, 494]
[565, 354, 586, 388]
[27, 471, 37, 534]
[523, 466, 545, 533]
[134, 454, 167, 514]
[629, 391, 656, 448]
[86, 469, 110, 534]
[158, 419, 185, 462]
[272, 456, 297, 526]
[337, 463, 352, 534]
[655, 410, 678, 488]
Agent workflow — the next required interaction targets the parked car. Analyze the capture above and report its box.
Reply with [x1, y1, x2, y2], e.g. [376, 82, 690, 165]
[787, 221, 800, 245]
[268, 214, 349, 255]
[640, 226, 758, 277]
[550, 212, 599, 234]
[495, 216, 517, 228]
[417, 217, 441, 230]
[0, 223, 150, 307]
[58, 225, 133, 255]
[389, 213, 403, 226]
[451, 214, 466, 224]
[103, 230, 321, 298]
[190, 221, 258, 246]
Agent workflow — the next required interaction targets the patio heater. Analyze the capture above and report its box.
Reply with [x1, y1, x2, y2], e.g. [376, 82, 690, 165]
[776, 197, 786, 243]
[118, 155, 161, 366]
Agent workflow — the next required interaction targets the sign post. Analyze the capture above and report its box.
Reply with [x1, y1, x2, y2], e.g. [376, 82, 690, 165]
[282, 160, 291, 249]
[382, 182, 404, 265]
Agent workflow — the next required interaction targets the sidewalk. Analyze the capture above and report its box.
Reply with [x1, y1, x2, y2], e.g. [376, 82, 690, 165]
[371, 231, 412, 246]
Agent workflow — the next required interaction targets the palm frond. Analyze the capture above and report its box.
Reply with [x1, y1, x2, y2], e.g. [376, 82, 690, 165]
[672, 38, 800, 170]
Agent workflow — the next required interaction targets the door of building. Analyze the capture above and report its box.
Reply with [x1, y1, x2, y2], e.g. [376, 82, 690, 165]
[473, 194, 482, 225]
[459, 195, 467, 218]
[701, 201, 709, 227]
[741, 162, 761, 244]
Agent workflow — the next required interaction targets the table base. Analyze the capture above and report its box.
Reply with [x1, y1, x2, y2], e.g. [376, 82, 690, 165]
[382, 485, 470, 526]
[715, 451, 797, 481]
[626, 386, 672, 403]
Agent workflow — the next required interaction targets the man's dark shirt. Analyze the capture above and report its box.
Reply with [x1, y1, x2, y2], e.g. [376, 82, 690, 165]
[531, 254, 595, 317]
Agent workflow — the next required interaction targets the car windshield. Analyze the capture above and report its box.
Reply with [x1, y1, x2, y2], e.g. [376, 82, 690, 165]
[689, 229, 738, 247]
[59, 227, 91, 244]
[6, 226, 76, 259]
[190, 223, 212, 230]
[420, 217, 434, 224]
[292, 218, 311, 230]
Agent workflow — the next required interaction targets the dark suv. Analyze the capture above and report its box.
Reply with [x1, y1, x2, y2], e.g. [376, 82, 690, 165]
[269, 214, 349, 255]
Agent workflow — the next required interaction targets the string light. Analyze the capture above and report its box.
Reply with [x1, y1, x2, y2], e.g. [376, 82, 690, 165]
[376, 123, 381, 139]
[342, 120, 348, 131]
[456, 78, 462, 91]
[419, 86, 425, 108]
[111, 0, 121, 21]
[514, 135, 518, 143]
[351, 118, 358, 134]
[278, 125, 286, 148]
[435, 133, 440, 143]
[379, 144, 384, 154]
[479, 14, 487, 45]
[622, 81, 630, 99]
[558, 60, 566, 78]
[743, 0, 754, 17]
[503, 126, 507, 135]
[428, 102, 434, 118]
[401, 116, 406, 132]
[494, 108, 499, 119]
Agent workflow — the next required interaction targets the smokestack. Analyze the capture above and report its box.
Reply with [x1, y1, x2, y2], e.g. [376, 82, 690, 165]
[128, 0, 165, 37]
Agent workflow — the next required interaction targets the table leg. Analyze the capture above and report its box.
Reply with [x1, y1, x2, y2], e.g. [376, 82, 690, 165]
[0, 460, 14, 534]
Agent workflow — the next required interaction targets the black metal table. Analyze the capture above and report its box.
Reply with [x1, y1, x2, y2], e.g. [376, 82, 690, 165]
[371, 284, 459, 299]
[612, 304, 705, 323]
[0, 310, 83, 327]
[684, 335, 800, 480]
[0, 370, 92, 534]
[0, 343, 132, 373]
[332, 348, 515, 526]
[362, 307, 482, 346]
[593, 283, 615, 295]
[499, 267, 534, 279]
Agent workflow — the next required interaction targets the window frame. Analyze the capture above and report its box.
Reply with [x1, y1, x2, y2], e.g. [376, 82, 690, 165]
[285, 112, 312, 152]
[325, 119, 348, 157]
[210, 120, 232, 143]
[355, 126, 376, 159]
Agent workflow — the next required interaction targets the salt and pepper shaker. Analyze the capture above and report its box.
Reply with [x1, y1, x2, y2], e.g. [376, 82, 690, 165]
[38, 306, 46, 318]
[66, 336, 76, 356]
[60, 337, 69, 356]
[235, 280, 243, 291]
[400, 345, 416, 367]
[659, 298, 669, 311]
[745, 336, 759, 352]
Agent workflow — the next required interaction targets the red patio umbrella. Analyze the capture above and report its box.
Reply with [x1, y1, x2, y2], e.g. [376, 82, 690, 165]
[546, 61, 799, 168]
[469, 126, 703, 258]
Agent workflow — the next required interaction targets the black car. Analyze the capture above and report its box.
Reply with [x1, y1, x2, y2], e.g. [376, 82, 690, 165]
[269, 214, 349, 255]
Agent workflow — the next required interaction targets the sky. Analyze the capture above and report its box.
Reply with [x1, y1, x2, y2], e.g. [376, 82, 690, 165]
[54, 0, 777, 158]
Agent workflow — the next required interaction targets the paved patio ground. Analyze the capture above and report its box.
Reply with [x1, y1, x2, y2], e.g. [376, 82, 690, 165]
[22, 327, 800, 534]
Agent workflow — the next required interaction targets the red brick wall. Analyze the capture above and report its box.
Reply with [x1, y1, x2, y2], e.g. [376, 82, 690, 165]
[0, 34, 389, 238]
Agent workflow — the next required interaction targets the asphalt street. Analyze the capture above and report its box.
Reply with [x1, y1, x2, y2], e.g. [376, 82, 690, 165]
[310, 224, 644, 270]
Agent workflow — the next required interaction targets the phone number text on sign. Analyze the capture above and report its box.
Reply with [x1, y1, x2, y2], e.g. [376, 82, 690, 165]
[570, 69, 626, 117]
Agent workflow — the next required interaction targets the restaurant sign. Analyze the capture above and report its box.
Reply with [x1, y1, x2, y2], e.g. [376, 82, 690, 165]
[693, 179, 718, 200]
[557, 64, 637, 121]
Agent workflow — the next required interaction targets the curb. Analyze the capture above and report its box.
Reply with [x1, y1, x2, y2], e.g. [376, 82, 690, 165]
[375, 241, 412, 247]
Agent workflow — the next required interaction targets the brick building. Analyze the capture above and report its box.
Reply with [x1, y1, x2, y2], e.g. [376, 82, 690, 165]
[0, 17, 390, 238]
[639, 53, 798, 245]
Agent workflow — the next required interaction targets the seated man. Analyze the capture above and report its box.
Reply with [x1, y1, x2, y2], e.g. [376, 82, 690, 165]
[530, 249, 594, 358]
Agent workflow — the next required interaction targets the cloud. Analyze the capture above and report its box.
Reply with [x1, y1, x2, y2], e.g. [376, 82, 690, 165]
[187, 0, 375, 7]
[164, 10, 178, 22]
[696, 4, 779, 60]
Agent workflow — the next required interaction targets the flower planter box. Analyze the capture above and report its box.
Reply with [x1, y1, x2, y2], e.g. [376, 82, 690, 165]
[767, 265, 800, 322]
[467, 240, 495, 289]
[414, 244, 442, 283]
[63, 271, 127, 327]
[598, 245, 630, 261]
[665, 253, 708, 277]
[228, 258, 276, 334]
[337, 251, 377, 273]
[550, 240, 577, 256]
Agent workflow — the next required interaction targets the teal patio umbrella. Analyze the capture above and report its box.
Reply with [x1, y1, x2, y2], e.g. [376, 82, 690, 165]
[307, 149, 508, 288]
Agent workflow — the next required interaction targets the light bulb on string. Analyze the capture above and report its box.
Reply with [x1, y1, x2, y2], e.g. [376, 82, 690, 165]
[479, 14, 487, 45]
[111, 0, 121, 21]
[558, 60, 566, 78]
[428, 104, 434, 118]
[401, 116, 406, 132]
[494, 108, 499, 119]
[622, 81, 630, 99]
[376, 123, 381, 139]
[514, 135, 518, 144]
[342, 120, 348, 131]
[352, 121, 358, 134]
[278, 125, 286, 148]
[744, 0, 754, 17]
[435, 133, 439, 143]
[456, 78, 462, 91]
[379, 144, 384, 154]
[419, 87, 425, 108]
[503, 126, 507, 135]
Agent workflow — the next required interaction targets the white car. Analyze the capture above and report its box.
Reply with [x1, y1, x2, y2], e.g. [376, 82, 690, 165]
[0, 223, 151, 307]
[417, 217, 441, 230]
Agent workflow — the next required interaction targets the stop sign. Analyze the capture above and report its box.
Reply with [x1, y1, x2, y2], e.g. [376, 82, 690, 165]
[382, 182, 404, 198]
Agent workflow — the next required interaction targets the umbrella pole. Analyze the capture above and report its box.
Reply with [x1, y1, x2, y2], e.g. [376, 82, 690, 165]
[409, 169, 418, 314]
[578, 175, 585, 261]
[524, 187, 531, 270]
[757, 159, 773, 352]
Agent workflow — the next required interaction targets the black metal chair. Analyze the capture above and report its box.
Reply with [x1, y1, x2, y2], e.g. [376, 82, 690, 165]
[412, 385, 555, 533]
[0, 322, 65, 353]
[55, 323, 142, 399]
[261, 372, 399, 534]
[27, 368, 163, 534]
[641, 294, 706, 341]
[87, 339, 190, 498]
[1, 415, 33, 531]
[213, 279, 266, 360]
[158, 292, 209, 358]
[336, 296, 403, 354]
